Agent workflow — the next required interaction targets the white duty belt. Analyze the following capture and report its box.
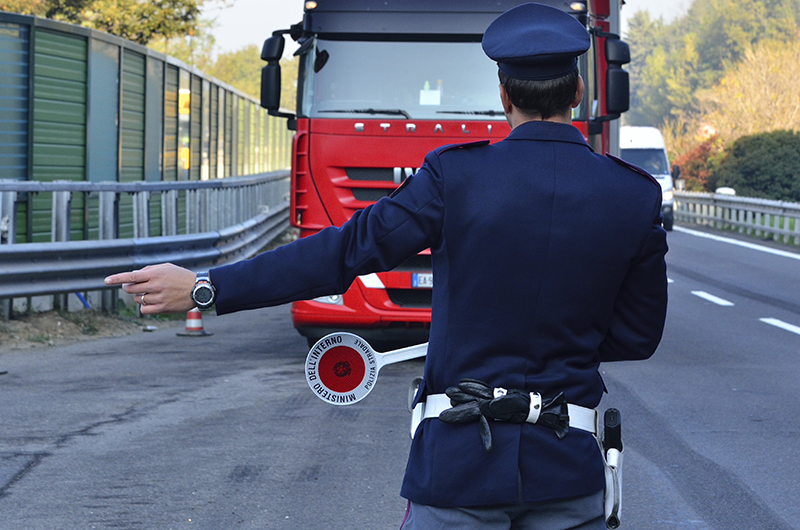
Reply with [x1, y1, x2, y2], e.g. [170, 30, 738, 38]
[418, 392, 599, 436]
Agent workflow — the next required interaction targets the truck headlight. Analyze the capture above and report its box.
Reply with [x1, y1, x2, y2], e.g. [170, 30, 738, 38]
[663, 190, 674, 202]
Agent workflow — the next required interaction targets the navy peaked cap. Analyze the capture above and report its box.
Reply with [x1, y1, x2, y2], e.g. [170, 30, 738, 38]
[482, 3, 591, 81]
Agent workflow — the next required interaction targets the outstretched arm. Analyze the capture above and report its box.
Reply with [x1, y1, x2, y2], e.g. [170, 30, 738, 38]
[104, 153, 445, 317]
[104, 263, 196, 315]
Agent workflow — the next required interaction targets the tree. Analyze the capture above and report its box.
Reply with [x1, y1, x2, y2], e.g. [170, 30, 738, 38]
[206, 45, 261, 98]
[0, 0, 230, 45]
[200, 45, 298, 111]
[698, 38, 800, 143]
[672, 134, 725, 191]
[623, 11, 672, 125]
[710, 130, 800, 200]
[0, 0, 47, 13]
[624, 0, 799, 126]
[148, 19, 217, 71]
[687, 0, 797, 77]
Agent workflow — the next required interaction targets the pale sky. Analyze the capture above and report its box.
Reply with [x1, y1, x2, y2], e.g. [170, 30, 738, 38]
[210, 0, 689, 56]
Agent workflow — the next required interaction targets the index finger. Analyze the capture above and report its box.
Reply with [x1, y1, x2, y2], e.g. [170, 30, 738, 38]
[104, 270, 141, 286]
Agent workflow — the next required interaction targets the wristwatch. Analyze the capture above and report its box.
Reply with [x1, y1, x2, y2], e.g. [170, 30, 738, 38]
[191, 272, 216, 310]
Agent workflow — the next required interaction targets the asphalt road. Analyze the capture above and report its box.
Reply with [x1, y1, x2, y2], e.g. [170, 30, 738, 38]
[2, 224, 800, 529]
[602, 226, 800, 530]
[1, 307, 419, 529]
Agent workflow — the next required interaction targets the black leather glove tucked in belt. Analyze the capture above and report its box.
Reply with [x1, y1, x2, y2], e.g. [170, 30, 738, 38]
[438, 378, 570, 453]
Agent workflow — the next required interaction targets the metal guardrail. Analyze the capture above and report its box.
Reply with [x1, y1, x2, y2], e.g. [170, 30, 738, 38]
[675, 191, 800, 245]
[0, 171, 291, 308]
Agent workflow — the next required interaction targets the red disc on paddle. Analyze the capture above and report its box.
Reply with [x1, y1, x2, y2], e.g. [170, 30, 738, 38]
[306, 332, 379, 405]
[318, 345, 366, 393]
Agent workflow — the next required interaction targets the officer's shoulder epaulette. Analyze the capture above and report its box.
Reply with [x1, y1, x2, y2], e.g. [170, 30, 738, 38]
[434, 139, 491, 154]
[605, 153, 660, 188]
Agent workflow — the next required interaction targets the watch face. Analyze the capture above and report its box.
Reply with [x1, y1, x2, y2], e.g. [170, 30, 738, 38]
[194, 285, 214, 305]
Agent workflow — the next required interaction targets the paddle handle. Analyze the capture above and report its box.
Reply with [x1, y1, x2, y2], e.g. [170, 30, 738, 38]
[377, 342, 427, 369]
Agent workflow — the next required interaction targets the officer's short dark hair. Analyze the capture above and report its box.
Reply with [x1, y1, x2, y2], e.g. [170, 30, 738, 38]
[498, 68, 580, 120]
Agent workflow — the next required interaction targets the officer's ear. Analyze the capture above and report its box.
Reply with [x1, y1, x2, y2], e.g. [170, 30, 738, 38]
[571, 76, 585, 109]
[499, 84, 513, 115]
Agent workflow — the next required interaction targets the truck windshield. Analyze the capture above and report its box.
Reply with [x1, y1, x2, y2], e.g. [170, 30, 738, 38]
[299, 38, 587, 121]
[620, 148, 670, 175]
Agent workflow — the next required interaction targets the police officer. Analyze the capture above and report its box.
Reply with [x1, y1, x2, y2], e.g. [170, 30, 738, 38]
[106, 3, 667, 529]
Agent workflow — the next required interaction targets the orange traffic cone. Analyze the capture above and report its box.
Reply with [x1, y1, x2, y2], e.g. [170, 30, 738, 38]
[177, 308, 213, 336]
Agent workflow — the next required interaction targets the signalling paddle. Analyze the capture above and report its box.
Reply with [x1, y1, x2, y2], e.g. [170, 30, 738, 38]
[305, 332, 427, 405]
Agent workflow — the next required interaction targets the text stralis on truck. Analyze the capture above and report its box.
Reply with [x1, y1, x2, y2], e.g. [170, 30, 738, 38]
[261, 0, 631, 348]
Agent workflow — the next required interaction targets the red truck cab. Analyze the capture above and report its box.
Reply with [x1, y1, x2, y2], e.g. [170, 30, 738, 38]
[261, 1, 630, 347]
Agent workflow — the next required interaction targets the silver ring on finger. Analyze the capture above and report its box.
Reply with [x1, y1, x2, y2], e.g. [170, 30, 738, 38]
[141, 293, 147, 306]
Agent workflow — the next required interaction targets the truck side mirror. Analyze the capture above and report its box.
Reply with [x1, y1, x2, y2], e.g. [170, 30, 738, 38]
[606, 38, 630, 66]
[261, 35, 285, 62]
[606, 68, 629, 115]
[672, 164, 681, 180]
[260, 35, 285, 111]
[261, 63, 281, 111]
[605, 39, 630, 116]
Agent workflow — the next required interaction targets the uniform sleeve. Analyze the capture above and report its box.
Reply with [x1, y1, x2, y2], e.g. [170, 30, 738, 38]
[209, 153, 446, 315]
[598, 202, 669, 362]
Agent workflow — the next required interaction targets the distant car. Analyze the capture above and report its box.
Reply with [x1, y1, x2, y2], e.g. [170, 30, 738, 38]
[620, 126, 674, 231]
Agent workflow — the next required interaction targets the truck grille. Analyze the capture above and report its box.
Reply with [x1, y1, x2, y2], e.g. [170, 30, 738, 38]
[346, 167, 394, 182]
[387, 289, 432, 308]
[352, 188, 392, 201]
[345, 167, 416, 203]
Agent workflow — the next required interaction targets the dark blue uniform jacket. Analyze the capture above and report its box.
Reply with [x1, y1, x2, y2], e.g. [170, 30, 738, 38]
[210, 120, 668, 508]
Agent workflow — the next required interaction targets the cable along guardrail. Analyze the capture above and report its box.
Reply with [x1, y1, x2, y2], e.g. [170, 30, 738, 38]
[0, 171, 290, 311]
[674, 190, 800, 245]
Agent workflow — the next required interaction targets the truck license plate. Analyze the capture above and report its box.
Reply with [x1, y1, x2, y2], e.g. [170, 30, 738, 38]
[412, 273, 433, 288]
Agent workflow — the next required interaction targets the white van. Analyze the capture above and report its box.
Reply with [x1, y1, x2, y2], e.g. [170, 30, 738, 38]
[619, 126, 674, 231]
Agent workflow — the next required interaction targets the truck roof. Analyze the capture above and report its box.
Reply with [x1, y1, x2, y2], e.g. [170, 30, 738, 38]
[302, 0, 589, 37]
[620, 126, 667, 150]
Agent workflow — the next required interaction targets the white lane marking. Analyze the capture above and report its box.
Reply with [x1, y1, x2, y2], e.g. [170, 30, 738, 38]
[674, 226, 800, 261]
[760, 318, 800, 336]
[691, 291, 734, 306]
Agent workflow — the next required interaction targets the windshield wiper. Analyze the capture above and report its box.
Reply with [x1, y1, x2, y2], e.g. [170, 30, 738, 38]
[436, 110, 505, 116]
[319, 108, 412, 119]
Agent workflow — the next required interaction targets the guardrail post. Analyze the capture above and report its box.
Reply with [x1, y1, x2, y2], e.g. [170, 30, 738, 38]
[185, 189, 195, 234]
[221, 188, 230, 228]
[52, 189, 72, 310]
[133, 191, 150, 238]
[766, 212, 773, 239]
[794, 215, 800, 245]
[0, 190, 16, 319]
[99, 191, 117, 239]
[52, 190, 71, 243]
[783, 214, 790, 244]
[162, 190, 178, 236]
[199, 188, 209, 232]
[99, 191, 118, 311]
[1, 190, 16, 245]
[209, 188, 220, 231]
